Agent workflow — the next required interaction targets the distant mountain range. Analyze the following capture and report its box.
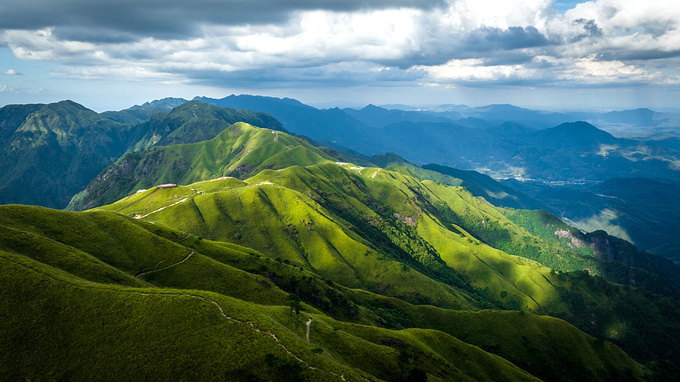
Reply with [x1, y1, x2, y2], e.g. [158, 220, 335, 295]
[124, 95, 680, 134]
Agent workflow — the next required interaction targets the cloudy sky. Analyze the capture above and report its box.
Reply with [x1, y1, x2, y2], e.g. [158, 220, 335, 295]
[1, 0, 679, 111]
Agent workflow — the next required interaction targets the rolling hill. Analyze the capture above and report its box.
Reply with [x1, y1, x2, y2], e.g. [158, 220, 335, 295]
[69, 121, 337, 210]
[1, 192, 665, 381]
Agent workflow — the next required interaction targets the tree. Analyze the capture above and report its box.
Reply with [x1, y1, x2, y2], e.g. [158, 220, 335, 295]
[311, 347, 323, 361]
[287, 293, 302, 315]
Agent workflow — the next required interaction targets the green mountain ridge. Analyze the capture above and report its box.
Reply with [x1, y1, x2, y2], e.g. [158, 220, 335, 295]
[69, 121, 335, 210]
[126, 100, 286, 152]
[0, 100, 287, 209]
[0, 100, 130, 208]
[86, 152, 680, 373]
[0, 200, 657, 381]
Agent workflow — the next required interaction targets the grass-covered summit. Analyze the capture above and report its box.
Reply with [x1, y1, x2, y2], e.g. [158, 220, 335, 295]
[70, 121, 337, 210]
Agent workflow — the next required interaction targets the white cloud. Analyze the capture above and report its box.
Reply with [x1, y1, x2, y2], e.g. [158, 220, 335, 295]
[0, 0, 678, 91]
[417, 58, 535, 82]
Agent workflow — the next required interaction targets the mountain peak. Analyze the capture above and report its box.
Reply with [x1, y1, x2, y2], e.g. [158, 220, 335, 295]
[129, 97, 188, 110]
[195, 94, 314, 110]
[536, 121, 616, 148]
[361, 104, 385, 111]
[552, 121, 611, 135]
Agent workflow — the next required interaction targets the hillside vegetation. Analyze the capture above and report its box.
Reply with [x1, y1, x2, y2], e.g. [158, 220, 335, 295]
[71, 122, 336, 210]
[0, 100, 283, 209]
[88, 155, 680, 377]
[0, 203, 656, 381]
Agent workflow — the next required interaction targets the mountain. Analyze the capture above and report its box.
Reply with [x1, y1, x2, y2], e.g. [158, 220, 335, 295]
[0, 100, 287, 209]
[123, 95, 680, 253]
[361, 153, 547, 211]
[9, 96, 677, 255]
[129, 97, 189, 110]
[125, 100, 286, 152]
[69, 121, 334, 210]
[1, 203, 656, 381]
[101, 107, 170, 124]
[532, 121, 619, 150]
[377, 120, 680, 182]
[102, 98, 190, 124]
[194, 95, 378, 155]
[505, 177, 680, 254]
[0, 100, 131, 208]
[81, 127, 680, 366]
[342, 104, 454, 127]
[463, 104, 571, 129]
[187, 96, 680, 182]
[0, 103, 43, 147]
[195, 96, 680, 183]
[58, 163, 680, 374]
[419, 163, 548, 211]
[412, 104, 680, 136]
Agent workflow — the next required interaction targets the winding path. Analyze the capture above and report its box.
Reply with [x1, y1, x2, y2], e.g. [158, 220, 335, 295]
[143, 292, 345, 381]
[2, 255, 347, 381]
[135, 250, 195, 278]
[135, 197, 189, 219]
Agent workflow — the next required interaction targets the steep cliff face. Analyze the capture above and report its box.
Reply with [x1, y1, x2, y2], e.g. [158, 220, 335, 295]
[73, 151, 166, 210]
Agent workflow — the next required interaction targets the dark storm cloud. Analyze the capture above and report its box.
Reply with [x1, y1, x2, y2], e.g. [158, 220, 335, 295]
[465, 26, 553, 51]
[0, 0, 444, 41]
[571, 18, 603, 42]
[175, 63, 424, 89]
[52, 27, 139, 44]
[376, 26, 554, 69]
[596, 50, 680, 61]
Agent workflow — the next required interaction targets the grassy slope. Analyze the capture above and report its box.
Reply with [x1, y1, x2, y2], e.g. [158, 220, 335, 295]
[94, 161, 680, 373]
[1, 203, 661, 381]
[0, 101, 130, 208]
[1, 219, 553, 382]
[76, 122, 335, 210]
[137, 183, 479, 310]
[243, 164, 567, 313]
[127, 100, 286, 152]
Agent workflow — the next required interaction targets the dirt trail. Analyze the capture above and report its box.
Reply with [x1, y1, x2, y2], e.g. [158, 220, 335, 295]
[116, 188, 159, 213]
[146, 292, 345, 381]
[2, 256, 348, 381]
[136, 251, 194, 278]
[135, 197, 189, 219]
